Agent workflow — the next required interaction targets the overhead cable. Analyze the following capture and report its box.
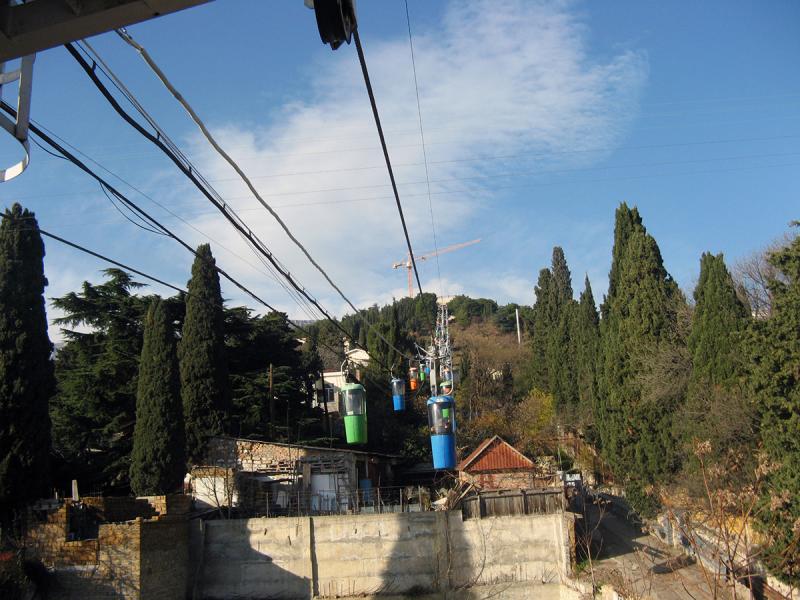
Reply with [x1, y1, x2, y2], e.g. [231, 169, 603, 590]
[404, 0, 442, 297]
[352, 29, 423, 297]
[0, 103, 357, 366]
[68, 41, 412, 366]
[108, 30, 411, 363]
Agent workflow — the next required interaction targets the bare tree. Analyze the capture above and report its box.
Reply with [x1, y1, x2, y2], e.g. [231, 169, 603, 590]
[661, 441, 787, 600]
[732, 233, 794, 319]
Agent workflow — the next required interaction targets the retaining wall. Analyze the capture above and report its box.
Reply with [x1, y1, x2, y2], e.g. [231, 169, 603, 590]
[196, 510, 575, 599]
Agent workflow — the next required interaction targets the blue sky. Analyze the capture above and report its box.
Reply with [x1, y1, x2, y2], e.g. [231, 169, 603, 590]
[1, 0, 798, 340]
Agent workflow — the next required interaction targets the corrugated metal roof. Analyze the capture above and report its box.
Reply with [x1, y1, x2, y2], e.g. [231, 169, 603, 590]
[458, 436, 534, 472]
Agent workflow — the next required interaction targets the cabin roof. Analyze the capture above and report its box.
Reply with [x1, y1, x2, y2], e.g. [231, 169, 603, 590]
[457, 435, 534, 473]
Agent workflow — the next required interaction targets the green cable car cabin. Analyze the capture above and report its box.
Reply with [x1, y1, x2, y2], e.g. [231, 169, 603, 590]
[340, 383, 367, 444]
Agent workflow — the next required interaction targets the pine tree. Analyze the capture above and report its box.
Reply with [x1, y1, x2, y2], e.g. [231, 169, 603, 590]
[0, 204, 54, 515]
[750, 228, 800, 584]
[599, 205, 682, 515]
[51, 270, 148, 493]
[130, 298, 185, 495]
[179, 244, 230, 464]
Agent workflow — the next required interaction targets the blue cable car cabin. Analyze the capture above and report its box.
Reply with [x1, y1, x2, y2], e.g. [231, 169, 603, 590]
[391, 377, 406, 411]
[427, 395, 457, 469]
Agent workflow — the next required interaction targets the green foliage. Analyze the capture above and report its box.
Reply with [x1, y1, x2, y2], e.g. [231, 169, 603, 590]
[226, 309, 318, 441]
[50, 269, 150, 493]
[598, 204, 683, 514]
[513, 388, 556, 455]
[679, 253, 756, 488]
[529, 248, 580, 412]
[530, 268, 552, 392]
[366, 304, 406, 372]
[448, 295, 498, 327]
[0, 204, 54, 514]
[688, 253, 750, 385]
[750, 229, 800, 584]
[179, 245, 230, 462]
[130, 298, 185, 495]
[574, 277, 600, 428]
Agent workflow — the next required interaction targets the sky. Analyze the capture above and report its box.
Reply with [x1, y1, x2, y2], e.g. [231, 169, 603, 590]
[1, 0, 798, 341]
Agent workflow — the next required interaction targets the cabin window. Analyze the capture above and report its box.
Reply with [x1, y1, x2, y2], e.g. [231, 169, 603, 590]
[341, 387, 365, 416]
[428, 401, 454, 435]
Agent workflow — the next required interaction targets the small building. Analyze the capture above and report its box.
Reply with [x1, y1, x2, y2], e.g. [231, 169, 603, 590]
[25, 494, 191, 599]
[190, 436, 400, 516]
[316, 342, 371, 416]
[457, 435, 555, 491]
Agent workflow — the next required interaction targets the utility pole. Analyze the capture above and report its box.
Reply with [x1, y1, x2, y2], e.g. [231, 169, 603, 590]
[268, 363, 274, 440]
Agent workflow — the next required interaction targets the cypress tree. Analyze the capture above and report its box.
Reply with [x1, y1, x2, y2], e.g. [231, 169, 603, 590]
[0, 204, 54, 516]
[530, 268, 552, 391]
[575, 276, 600, 427]
[602, 203, 643, 318]
[688, 253, 750, 385]
[130, 298, 185, 495]
[546, 247, 578, 410]
[750, 229, 800, 584]
[179, 244, 230, 463]
[678, 253, 756, 493]
[599, 206, 682, 515]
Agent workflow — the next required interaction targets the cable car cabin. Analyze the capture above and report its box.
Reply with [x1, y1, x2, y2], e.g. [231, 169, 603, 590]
[391, 377, 406, 411]
[427, 395, 457, 469]
[409, 367, 419, 391]
[340, 383, 367, 444]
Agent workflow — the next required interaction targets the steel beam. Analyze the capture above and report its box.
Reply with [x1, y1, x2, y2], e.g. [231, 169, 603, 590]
[0, 0, 212, 62]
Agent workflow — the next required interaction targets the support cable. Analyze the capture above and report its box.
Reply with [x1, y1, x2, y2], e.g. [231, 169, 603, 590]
[352, 28, 423, 297]
[1, 108, 355, 366]
[404, 0, 443, 298]
[67, 41, 412, 366]
[113, 28, 365, 321]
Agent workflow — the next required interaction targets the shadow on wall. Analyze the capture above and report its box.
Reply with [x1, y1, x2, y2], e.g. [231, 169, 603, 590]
[194, 510, 576, 599]
[194, 518, 312, 600]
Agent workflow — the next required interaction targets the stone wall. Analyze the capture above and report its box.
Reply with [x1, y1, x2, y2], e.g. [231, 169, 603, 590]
[25, 495, 190, 600]
[196, 510, 576, 599]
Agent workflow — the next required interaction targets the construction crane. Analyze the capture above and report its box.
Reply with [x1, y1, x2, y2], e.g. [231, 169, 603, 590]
[392, 238, 481, 298]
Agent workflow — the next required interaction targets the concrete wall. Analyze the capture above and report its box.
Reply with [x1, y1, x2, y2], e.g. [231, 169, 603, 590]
[197, 510, 575, 599]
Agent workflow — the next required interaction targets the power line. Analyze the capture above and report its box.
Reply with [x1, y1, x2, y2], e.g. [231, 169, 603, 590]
[406, 0, 441, 297]
[69, 40, 413, 367]
[20, 130, 800, 200]
[111, 29, 387, 340]
[352, 28, 423, 297]
[0, 104, 357, 368]
[62, 47, 405, 371]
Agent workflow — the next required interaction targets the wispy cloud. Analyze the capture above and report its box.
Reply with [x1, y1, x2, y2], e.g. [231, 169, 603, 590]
[164, 0, 647, 315]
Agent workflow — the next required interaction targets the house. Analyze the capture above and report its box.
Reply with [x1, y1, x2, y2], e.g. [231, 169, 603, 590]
[457, 435, 557, 491]
[315, 341, 371, 415]
[190, 436, 400, 515]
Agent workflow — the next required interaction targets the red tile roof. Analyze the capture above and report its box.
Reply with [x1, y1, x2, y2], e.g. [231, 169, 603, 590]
[457, 435, 534, 472]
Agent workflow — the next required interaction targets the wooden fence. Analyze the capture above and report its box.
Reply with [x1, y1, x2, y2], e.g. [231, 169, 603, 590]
[461, 487, 564, 519]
